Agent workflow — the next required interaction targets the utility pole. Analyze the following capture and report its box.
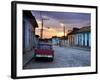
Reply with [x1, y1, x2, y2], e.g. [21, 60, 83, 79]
[64, 26, 65, 38]
[40, 18, 49, 39]
[40, 19, 44, 39]
[39, 11, 49, 39]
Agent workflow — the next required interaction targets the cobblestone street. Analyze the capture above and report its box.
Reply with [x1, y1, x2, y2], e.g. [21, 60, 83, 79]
[23, 45, 90, 69]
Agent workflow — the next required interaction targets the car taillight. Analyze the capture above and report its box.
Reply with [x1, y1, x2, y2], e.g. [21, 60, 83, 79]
[34, 49, 37, 53]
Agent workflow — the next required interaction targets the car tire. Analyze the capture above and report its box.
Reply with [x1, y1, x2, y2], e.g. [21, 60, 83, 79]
[49, 58, 54, 62]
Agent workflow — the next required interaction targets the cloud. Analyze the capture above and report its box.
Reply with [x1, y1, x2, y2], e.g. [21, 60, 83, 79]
[32, 10, 91, 38]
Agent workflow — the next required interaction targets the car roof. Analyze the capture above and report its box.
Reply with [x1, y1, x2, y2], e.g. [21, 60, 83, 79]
[39, 43, 52, 46]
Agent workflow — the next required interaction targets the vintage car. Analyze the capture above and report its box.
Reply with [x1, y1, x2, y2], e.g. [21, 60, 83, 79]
[34, 43, 54, 61]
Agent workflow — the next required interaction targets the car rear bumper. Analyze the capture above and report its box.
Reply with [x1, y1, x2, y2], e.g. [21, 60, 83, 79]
[35, 54, 53, 58]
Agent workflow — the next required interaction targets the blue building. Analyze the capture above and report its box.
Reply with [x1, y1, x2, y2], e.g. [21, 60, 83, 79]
[68, 26, 91, 47]
[23, 11, 38, 52]
[52, 36, 61, 45]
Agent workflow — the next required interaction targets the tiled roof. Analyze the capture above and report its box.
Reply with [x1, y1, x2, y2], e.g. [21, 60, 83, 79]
[67, 28, 79, 35]
[67, 26, 90, 35]
[78, 26, 90, 33]
[23, 10, 38, 28]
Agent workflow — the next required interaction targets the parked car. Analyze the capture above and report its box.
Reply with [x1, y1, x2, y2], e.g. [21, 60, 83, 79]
[34, 43, 54, 61]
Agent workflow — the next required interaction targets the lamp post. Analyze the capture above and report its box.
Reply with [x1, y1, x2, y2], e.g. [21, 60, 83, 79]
[61, 23, 66, 46]
[61, 23, 65, 38]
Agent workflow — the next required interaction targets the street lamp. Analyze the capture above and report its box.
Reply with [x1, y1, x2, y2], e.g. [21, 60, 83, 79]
[60, 23, 66, 46]
[60, 23, 66, 38]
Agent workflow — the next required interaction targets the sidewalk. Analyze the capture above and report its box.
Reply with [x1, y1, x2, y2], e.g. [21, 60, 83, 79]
[67, 46, 90, 51]
[23, 49, 35, 66]
[58, 45, 90, 51]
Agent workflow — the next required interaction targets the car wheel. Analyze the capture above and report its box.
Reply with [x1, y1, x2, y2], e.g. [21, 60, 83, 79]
[50, 58, 54, 62]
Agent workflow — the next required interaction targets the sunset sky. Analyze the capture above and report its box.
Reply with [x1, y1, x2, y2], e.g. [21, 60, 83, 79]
[32, 11, 91, 39]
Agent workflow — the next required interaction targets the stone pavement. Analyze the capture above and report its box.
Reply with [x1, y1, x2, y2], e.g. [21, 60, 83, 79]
[24, 45, 90, 69]
[67, 46, 90, 51]
[59, 45, 90, 51]
[23, 49, 35, 66]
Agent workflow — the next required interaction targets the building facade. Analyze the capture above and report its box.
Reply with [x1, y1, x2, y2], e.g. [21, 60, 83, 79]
[67, 26, 91, 47]
[52, 36, 61, 46]
[23, 10, 38, 52]
[67, 28, 79, 46]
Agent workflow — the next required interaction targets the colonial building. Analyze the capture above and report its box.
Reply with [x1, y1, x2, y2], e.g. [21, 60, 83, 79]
[52, 36, 61, 45]
[23, 10, 38, 52]
[59, 36, 68, 47]
[67, 28, 79, 46]
[52, 36, 68, 47]
[67, 26, 91, 47]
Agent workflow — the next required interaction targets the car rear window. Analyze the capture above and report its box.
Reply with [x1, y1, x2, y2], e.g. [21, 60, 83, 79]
[38, 44, 52, 50]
